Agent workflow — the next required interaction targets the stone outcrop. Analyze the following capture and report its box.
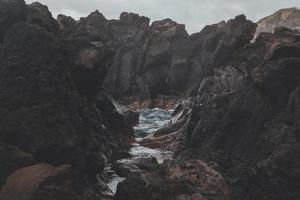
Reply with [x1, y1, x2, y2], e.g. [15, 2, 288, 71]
[0, 143, 36, 188]
[1, 0, 300, 199]
[0, 0, 27, 40]
[103, 18, 188, 100]
[148, 20, 300, 200]
[0, 1, 133, 199]
[256, 7, 300, 34]
[27, 2, 60, 34]
[115, 159, 230, 200]
[140, 15, 257, 150]
[57, 10, 190, 106]
[0, 164, 74, 200]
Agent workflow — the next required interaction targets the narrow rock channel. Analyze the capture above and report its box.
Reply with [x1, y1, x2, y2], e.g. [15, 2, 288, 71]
[104, 108, 174, 194]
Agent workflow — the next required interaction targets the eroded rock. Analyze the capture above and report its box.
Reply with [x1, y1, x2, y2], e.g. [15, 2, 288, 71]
[115, 159, 230, 200]
[0, 163, 75, 200]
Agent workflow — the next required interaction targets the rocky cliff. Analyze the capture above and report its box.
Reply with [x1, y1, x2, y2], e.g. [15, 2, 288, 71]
[1, 1, 300, 200]
[137, 16, 300, 200]
[58, 11, 190, 105]
[256, 7, 300, 34]
[0, 0, 133, 199]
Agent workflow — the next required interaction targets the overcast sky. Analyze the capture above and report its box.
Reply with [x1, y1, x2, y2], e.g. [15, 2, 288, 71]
[25, 0, 300, 34]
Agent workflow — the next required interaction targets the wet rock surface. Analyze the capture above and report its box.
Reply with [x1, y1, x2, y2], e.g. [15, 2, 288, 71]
[0, 143, 36, 188]
[0, 1, 133, 199]
[0, 163, 74, 200]
[1, 1, 300, 199]
[115, 159, 230, 200]
[150, 18, 300, 200]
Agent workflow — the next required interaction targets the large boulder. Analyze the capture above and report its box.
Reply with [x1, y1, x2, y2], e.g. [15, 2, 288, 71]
[0, 143, 36, 189]
[0, 9, 133, 200]
[115, 159, 230, 200]
[0, 163, 76, 200]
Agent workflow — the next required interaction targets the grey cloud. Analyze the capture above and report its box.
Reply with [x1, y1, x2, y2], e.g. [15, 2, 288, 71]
[25, 0, 300, 33]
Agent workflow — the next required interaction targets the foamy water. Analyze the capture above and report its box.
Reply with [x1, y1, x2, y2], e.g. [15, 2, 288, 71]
[105, 108, 173, 193]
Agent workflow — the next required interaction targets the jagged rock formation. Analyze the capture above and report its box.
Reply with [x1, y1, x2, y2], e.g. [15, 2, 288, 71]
[1, 0, 300, 199]
[0, 143, 36, 188]
[0, 0, 133, 199]
[0, 164, 74, 200]
[103, 18, 189, 99]
[27, 2, 60, 34]
[256, 7, 300, 34]
[58, 11, 189, 104]
[115, 159, 230, 200]
[142, 20, 300, 200]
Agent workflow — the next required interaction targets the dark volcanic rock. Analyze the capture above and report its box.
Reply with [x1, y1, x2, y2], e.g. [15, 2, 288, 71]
[0, 0, 27, 40]
[124, 110, 139, 125]
[26, 2, 59, 34]
[0, 8, 133, 199]
[103, 15, 255, 102]
[1, 2, 300, 200]
[0, 163, 76, 200]
[112, 156, 157, 177]
[0, 143, 36, 189]
[103, 17, 188, 99]
[114, 159, 230, 200]
[157, 18, 300, 200]
[57, 14, 77, 35]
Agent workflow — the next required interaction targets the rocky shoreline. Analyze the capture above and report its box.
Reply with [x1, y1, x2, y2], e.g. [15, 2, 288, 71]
[0, 0, 300, 200]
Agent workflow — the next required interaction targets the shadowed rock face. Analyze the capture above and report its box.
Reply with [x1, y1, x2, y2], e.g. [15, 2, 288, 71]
[1, 1, 300, 199]
[0, 0, 27, 40]
[0, 164, 74, 200]
[152, 25, 300, 200]
[256, 7, 300, 34]
[0, 143, 36, 188]
[0, 1, 133, 199]
[115, 159, 230, 200]
[103, 15, 256, 102]
[103, 17, 189, 99]
[27, 2, 59, 34]
[58, 9, 190, 103]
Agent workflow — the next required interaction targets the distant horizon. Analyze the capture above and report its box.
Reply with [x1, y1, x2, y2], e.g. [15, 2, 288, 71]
[25, 0, 300, 34]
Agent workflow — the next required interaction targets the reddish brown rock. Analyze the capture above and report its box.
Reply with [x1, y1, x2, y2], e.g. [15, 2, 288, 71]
[0, 143, 36, 189]
[115, 159, 230, 200]
[0, 163, 75, 200]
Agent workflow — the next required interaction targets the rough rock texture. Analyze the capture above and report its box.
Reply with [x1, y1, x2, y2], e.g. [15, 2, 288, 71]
[1, 1, 300, 199]
[0, 0, 27, 40]
[0, 143, 36, 188]
[153, 21, 300, 200]
[27, 2, 59, 34]
[115, 159, 230, 200]
[112, 156, 158, 177]
[59, 11, 149, 49]
[256, 7, 300, 35]
[57, 9, 201, 107]
[103, 18, 188, 99]
[140, 15, 257, 150]
[0, 1, 133, 199]
[0, 163, 75, 200]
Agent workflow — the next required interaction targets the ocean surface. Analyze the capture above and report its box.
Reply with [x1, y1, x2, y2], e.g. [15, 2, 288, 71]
[106, 108, 174, 193]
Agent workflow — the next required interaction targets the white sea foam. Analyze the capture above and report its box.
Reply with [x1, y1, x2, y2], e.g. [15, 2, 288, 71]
[105, 108, 173, 193]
